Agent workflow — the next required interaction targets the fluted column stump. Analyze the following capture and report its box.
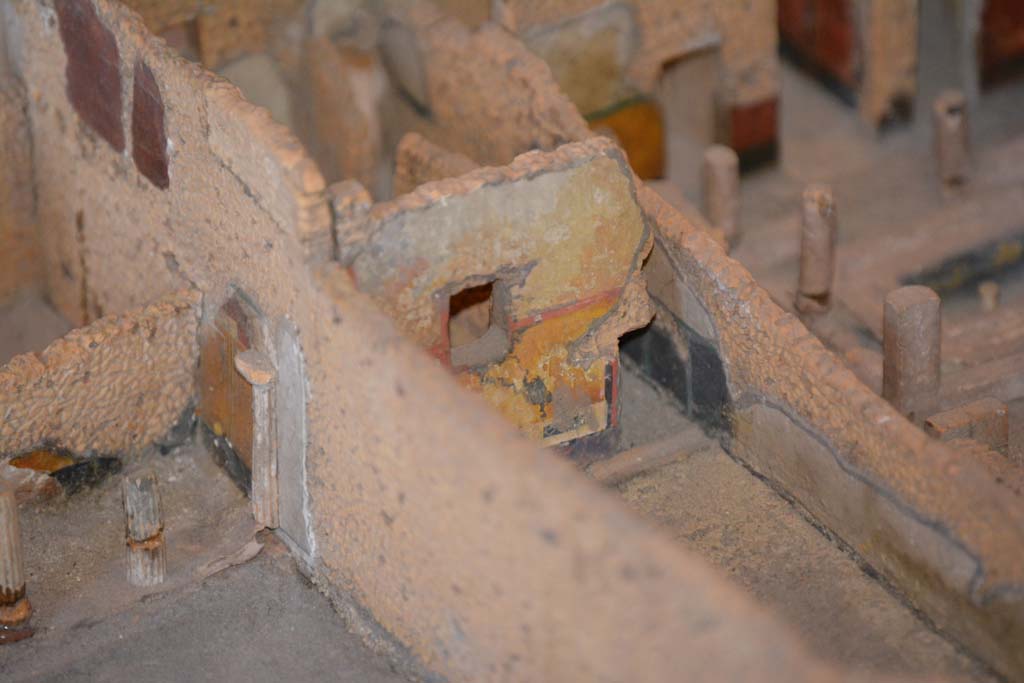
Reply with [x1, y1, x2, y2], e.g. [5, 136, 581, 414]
[123, 471, 166, 587]
[0, 487, 33, 642]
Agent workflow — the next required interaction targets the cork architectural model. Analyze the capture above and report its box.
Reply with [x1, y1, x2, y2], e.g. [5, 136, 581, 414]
[1, 1, 1023, 681]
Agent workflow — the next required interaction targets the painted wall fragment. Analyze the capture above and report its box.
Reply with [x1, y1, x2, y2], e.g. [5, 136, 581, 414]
[342, 137, 653, 447]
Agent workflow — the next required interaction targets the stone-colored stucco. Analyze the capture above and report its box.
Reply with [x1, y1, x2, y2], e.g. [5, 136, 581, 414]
[0, 289, 200, 458]
[0, 75, 41, 304]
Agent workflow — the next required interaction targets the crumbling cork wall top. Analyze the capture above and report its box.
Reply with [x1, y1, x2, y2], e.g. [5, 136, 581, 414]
[380, 10, 592, 166]
[0, 289, 201, 458]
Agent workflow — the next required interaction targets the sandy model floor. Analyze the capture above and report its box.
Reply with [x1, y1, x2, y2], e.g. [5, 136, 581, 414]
[615, 364, 994, 681]
[0, 296, 408, 682]
[0, 220, 1000, 682]
[0, 440, 409, 683]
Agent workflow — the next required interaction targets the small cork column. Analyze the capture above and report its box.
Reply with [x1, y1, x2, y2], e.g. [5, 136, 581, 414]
[234, 350, 278, 529]
[882, 286, 941, 420]
[701, 145, 740, 247]
[796, 184, 838, 314]
[0, 488, 32, 632]
[978, 280, 1000, 312]
[932, 90, 969, 186]
[123, 471, 165, 587]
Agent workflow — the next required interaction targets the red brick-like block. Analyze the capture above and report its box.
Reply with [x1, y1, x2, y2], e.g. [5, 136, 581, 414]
[980, 0, 1024, 86]
[132, 60, 170, 189]
[56, 0, 125, 152]
[728, 98, 778, 171]
[779, 0, 858, 94]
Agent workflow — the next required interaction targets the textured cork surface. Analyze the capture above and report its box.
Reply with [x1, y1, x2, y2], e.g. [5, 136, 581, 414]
[380, 11, 592, 166]
[8, 0, 330, 329]
[392, 132, 478, 197]
[120, 0, 306, 70]
[306, 266, 857, 683]
[642, 185, 1024, 680]
[505, 0, 778, 108]
[303, 38, 386, 189]
[0, 289, 200, 458]
[859, 0, 918, 126]
[0, 77, 41, 304]
[3, 1, 999, 680]
[348, 137, 652, 444]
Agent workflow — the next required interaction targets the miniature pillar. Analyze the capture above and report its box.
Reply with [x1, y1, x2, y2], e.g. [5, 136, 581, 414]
[123, 471, 166, 587]
[796, 184, 838, 314]
[932, 90, 969, 185]
[234, 350, 278, 529]
[978, 280, 1000, 312]
[0, 488, 31, 629]
[701, 145, 740, 247]
[882, 286, 941, 419]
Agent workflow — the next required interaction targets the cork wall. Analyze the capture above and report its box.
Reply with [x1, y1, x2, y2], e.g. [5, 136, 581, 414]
[497, 1, 778, 109]
[304, 265, 859, 683]
[640, 186, 1024, 680]
[4, 0, 329, 329]
[378, 6, 592, 167]
[858, 0, 917, 126]
[119, 0, 306, 69]
[0, 290, 200, 458]
[499, 0, 779, 164]
[342, 138, 653, 446]
[4, 1, 1003, 681]
[0, 65, 42, 304]
[391, 132, 478, 197]
[779, 0, 917, 126]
